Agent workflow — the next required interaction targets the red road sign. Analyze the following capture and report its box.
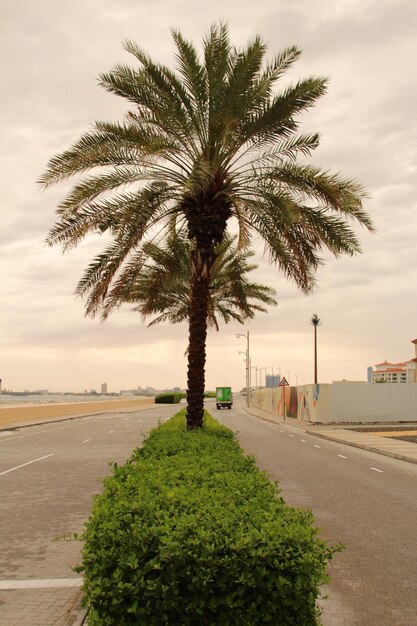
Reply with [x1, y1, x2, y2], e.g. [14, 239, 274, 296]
[279, 376, 289, 387]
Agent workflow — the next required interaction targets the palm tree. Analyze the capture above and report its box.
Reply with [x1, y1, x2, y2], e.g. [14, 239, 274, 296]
[40, 24, 372, 428]
[311, 313, 321, 384]
[111, 232, 277, 330]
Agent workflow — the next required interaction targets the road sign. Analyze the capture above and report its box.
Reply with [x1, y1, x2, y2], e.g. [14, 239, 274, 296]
[279, 376, 289, 387]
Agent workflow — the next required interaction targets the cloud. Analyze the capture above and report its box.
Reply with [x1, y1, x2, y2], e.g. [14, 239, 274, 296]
[0, 0, 416, 392]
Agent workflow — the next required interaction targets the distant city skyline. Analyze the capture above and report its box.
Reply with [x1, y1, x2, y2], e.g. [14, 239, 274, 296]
[1, 0, 416, 392]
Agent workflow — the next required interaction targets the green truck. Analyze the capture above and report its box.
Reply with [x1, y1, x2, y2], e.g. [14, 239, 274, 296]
[216, 386, 233, 410]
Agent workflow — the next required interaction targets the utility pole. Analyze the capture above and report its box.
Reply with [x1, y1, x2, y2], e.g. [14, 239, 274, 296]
[236, 331, 250, 407]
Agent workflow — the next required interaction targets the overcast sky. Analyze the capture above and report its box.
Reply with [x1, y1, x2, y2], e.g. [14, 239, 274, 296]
[1, 0, 416, 393]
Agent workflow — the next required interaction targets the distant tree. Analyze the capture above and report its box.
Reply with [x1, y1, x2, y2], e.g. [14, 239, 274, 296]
[311, 313, 321, 384]
[41, 24, 372, 428]
[109, 232, 277, 330]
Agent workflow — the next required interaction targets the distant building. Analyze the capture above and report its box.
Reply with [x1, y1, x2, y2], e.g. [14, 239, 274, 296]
[266, 374, 280, 388]
[101, 383, 108, 394]
[371, 339, 417, 383]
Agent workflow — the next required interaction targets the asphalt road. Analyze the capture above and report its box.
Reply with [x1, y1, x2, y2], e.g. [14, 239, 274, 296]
[1, 399, 417, 626]
[0, 405, 182, 579]
[213, 397, 417, 626]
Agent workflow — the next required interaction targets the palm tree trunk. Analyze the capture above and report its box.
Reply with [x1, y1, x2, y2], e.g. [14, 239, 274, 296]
[186, 268, 210, 429]
[314, 326, 318, 384]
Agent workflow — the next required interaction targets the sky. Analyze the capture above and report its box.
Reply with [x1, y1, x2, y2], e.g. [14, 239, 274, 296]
[1, 0, 416, 393]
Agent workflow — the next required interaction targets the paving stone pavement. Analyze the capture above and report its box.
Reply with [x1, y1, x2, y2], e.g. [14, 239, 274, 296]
[0, 588, 84, 626]
[2, 401, 416, 625]
[0, 404, 177, 626]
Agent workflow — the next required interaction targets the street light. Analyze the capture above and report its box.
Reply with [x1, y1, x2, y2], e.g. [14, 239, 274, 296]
[275, 366, 281, 385]
[286, 370, 291, 385]
[259, 366, 268, 387]
[236, 331, 250, 406]
[251, 364, 258, 388]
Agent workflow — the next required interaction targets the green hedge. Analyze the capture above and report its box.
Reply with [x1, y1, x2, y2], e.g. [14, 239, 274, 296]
[154, 393, 182, 404]
[79, 411, 339, 625]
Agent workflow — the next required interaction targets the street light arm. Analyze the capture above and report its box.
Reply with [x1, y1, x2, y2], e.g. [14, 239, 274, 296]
[236, 331, 250, 407]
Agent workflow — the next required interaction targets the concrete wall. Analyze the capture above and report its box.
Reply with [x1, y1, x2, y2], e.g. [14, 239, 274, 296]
[251, 382, 417, 423]
[0, 397, 155, 429]
[330, 382, 417, 422]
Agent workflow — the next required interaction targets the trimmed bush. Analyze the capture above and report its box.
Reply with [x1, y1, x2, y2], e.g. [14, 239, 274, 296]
[79, 411, 339, 625]
[155, 393, 182, 404]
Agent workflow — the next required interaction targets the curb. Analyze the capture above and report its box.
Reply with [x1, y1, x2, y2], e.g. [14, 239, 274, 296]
[242, 403, 417, 466]
[306, 430, 417, 465]
[70, 607, 88, 626]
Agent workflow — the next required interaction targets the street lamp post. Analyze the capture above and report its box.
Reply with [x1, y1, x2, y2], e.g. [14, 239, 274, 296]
[276, 367, 281, 385]
[251, 364, 258, 388]
[236, 331, 250, 407]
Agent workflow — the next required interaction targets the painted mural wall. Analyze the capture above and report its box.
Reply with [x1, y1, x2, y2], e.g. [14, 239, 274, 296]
[251, 384, 330, 423]
[250, 382, 417, 423]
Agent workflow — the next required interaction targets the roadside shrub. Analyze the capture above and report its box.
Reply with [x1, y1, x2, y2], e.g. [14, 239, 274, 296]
[154, 393, 182, 404]
[79, 410, 339, 625]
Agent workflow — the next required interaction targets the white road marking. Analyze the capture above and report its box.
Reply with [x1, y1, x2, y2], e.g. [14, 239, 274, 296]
[0, 454, 54, 476]
[301, 439, 306, 442]
[280, 430, 284, 433]
[314, 444, 321, 448]
[0, 578, 83, 589]
[290, 434, 294, 437]
[370, 467, 384, 473]
[338, 454, 348, 459]
[82, 439, 91, 443]
[108, 430, 115, 433]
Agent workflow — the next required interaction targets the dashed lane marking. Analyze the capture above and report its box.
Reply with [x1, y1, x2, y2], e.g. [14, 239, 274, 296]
[0, 454, 54, 476]
[314, 445, 321, 448]
[338, 454, 348, 459]
[301, 439, 306, 442]
[82, 439, 91, 443]
[370, 467, 384, 473]
[108, 430, 115, 433]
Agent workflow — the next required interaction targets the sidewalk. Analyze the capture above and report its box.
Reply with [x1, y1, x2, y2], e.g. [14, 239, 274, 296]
[244, 404, 417, 465]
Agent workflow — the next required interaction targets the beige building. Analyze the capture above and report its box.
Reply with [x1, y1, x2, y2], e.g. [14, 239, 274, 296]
[372, 338, 417, 383]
